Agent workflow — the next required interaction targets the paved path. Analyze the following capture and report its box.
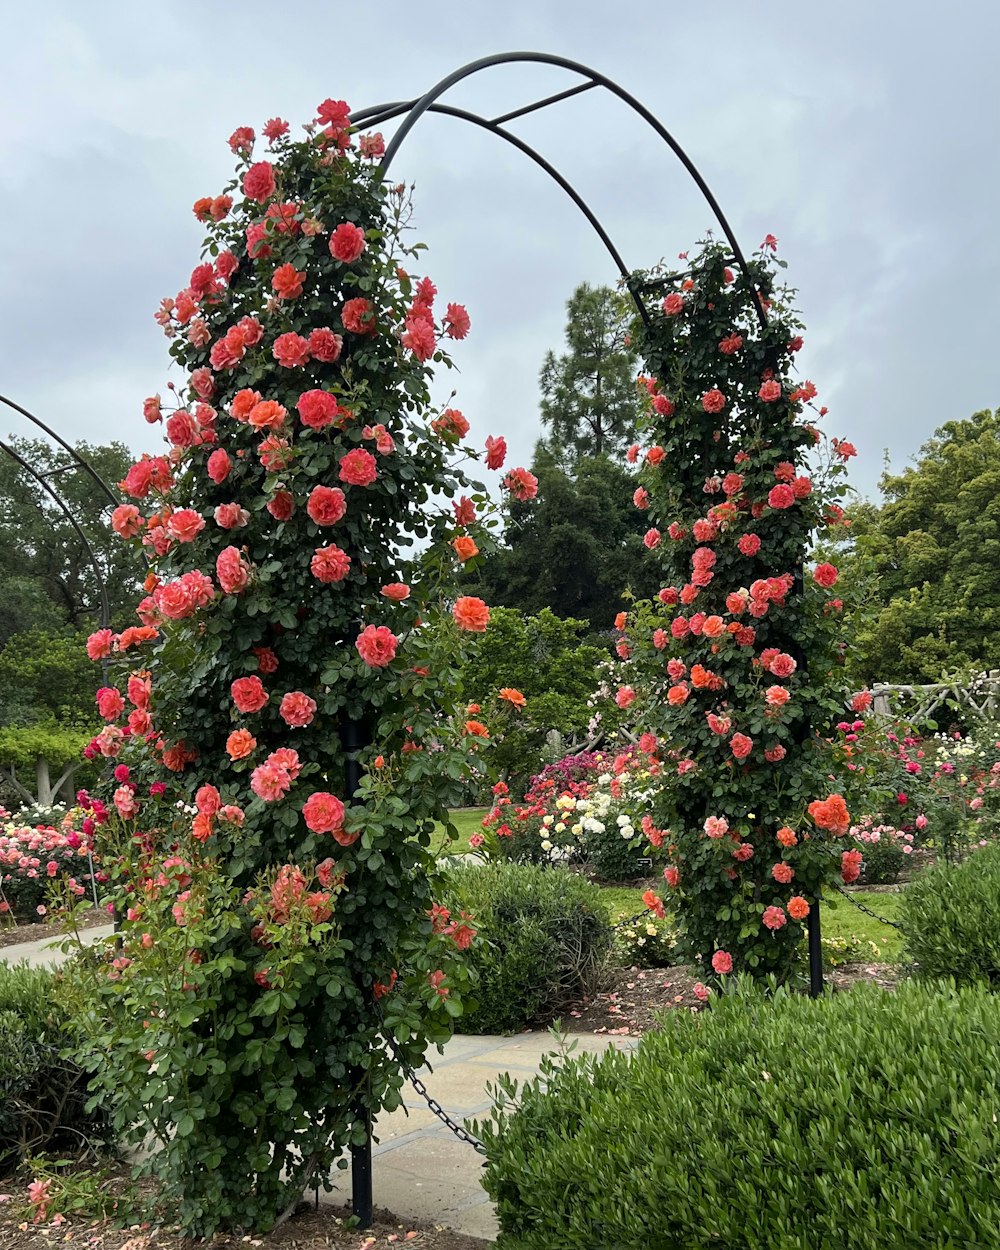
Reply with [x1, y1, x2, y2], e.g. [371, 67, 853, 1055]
[2, 926, 633, 1242]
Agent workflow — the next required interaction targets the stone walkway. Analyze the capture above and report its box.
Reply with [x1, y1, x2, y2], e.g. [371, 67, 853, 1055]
[2, 926, 635, 1242]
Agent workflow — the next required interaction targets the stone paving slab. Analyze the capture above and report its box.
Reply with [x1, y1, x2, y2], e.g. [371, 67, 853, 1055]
[0, 926, 636, 1242]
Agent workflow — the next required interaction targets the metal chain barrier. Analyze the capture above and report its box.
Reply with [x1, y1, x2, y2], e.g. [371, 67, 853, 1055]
[373, 998, 488, 1156]
[833, 883, 903, 930]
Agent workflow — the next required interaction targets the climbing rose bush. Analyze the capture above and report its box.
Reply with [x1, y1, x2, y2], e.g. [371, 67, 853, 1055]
[62, 100, 532, 1236]
[618, 237, 858, 983]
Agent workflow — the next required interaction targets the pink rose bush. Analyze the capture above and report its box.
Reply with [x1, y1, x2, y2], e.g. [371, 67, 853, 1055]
[617, 237, 859, 983]
[65, 100, 523, 1238]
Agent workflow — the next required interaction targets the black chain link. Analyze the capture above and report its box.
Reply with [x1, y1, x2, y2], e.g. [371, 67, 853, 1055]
[613, 909, 656, 932]
[833, 883, 903, 930]
[373, 997, 488, 1156]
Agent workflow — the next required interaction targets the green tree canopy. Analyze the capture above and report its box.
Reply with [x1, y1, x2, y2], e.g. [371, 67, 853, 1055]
[840, 407, 1000, 684]
[474, 447, 661, 634]
[0, 436, 140, 643]
[539, 282, 641, 462]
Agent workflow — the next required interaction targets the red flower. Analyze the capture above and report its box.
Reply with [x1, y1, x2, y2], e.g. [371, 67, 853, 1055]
[271, 263, 305, 300]
[443, 303, 471, 339]
[738, 533, 761, 557]
[207, 449, 232, 484]
[841, 849, 863, 884]
[503, 467, 538, 501]
[303, 791, 346, 835]
[242, 162, 276, 203]
[453, 597, 490, 632]
[758, 379, 782, 403]
[812, 562, 839, 588]
[338, 448, 378, 487]
[730, 733, 753, 760]
[307, 486, 347, 525]
[272, 332, 311, 368]
[342, 298, 376, 335]
[308, 327, 343, 362]
[768, 484, 795, 509]
[356, 625, 398, 668]
[311, 544, 351, 583]
[484, 435, 507, 470]
[662, 293, 684, 316]
[217, 547, 251, 594]
[329, 223, 366, 263]
[231, 676, 268, 714]
[701, 388, 726, 414]
[719, 333, 742, 355]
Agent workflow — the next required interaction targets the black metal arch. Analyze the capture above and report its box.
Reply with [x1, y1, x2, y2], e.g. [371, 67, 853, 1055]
[351, 51, 766, 330]
[0, 394, 118, 632]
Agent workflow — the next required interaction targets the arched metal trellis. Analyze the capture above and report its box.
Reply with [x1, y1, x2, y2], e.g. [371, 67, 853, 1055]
[342, 52, 795, 1228]
[0, 393, 118, 834]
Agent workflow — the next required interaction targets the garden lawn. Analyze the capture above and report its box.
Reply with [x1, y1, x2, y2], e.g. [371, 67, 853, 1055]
[599, 885, 905, 961]
[430, 808, 489, 858]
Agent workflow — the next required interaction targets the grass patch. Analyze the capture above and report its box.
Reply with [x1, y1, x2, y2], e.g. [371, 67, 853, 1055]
[430, 807, 489, 857]
[597, 885, 905, 962]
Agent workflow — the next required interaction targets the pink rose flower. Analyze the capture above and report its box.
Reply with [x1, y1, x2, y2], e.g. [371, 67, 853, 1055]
[217, 546, 251, 594]
[242, 161, 276, 203]
[311, 544, 351, 583]
[338, 448, 378, 487]
[307, 486, 347, 525]
[279, 691, 318, 728]
[329, 222, 366, 263]
[303, 791, 346, 835]
[356, 625, 398, 668]
[231, 676, 268, 714]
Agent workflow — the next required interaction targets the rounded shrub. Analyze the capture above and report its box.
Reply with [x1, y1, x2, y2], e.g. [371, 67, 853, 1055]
[899, 842, 1000, 984]
[0, 963, 107, 1173]
[442, 863, 613, 1034]
[476, 980, 1000, 1249]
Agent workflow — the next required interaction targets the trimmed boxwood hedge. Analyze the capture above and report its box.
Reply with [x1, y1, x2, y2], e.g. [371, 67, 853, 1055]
[476, 980, 1000, 1249]
[442, 863, 613, 1034]
[899, 842, 1000, 985]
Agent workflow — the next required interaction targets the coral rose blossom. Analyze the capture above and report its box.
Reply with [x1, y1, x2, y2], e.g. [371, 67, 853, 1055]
[311, 544, 351, 583]
[242, 161, 276, 202]
[443, 303, 470, 339]
[808, 794, 851, 835]
[768, 484, 795, 509]
[772, 862, 794, 884]
[342, 297, 376, 334]
[738, 533, 761, 557]
[730, 733, 753, 760]
[711, 950, 733, 975]
[453, 596, 490, 632]
[267, 491, 294, 521]
[498, 687, 526, 708]
[96, 687, 125, 720]
[297, 390, 338, 429]
[329, 222, 366, 263]
[272, 333, 311, 369]
[307, 486, 347, 525]
[765, 685, 791, 707]
[226, 729, 257, 759]
[452, 536, 478, 561]
[503, 467, 538, 501]
[776, 826, 798, 847]
[788, 896, 810, 921]
[279, 691, 318, 728]
[207, 448, 232, 484]
[231, 676, 268, 713]
[701, 388, 726, 413]
[762, 906, 787, 931]
[484, 435, 507, 470]
[338, 448, 378, 487]
[356, 625, 398, 668]
[167, 509, 205, 543]
[217, 547, 251, 594]
[308, 327, 343, 362]
[271, 263, 305, 300]
[302, 791, 346, 835]
[381, 582, 410, 601]
[111, 504, 143, 538]
[813, 562, 839, 588]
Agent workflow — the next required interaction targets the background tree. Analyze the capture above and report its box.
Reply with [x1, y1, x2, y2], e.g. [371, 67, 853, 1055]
[836, 408, 1000, 684]
[0, 437, 139, 643]
[474, 445, 660, 634]
[539, 282, 641, 462]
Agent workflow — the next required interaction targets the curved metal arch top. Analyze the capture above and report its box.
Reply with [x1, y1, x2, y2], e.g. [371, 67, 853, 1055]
[0, 394, 119, 632]
[351, 51, 765, 330]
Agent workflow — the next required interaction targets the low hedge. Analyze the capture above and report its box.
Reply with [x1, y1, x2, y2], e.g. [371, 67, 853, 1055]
[476, 980, 1000, 1248]
[0, 962, 107, 1174]
[899, 842, 1000, 984]
[442, 863, 613, 1034]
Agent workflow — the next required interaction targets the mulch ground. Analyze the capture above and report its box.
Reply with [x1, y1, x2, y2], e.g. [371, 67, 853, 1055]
[565, 959, 902, 1036]
[0, 910, 108, 952]
[0, 1205, 490, 1250]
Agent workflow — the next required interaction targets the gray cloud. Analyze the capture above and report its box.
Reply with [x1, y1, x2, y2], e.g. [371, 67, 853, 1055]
[1, 0, 997, 501]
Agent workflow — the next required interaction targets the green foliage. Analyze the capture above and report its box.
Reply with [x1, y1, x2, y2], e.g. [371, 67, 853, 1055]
[900, 843, 1000, 984]
[621, 238, 858, 983]
[62, 117, 490, 1236]
[458, 606, 609, 789]
[0, 962, 108, 1173]
[539, 282, 641, 463]
[477, 980, 1000, 1249]
[0, 629, 98, 729]
[442, 863, 613, 1034]
[475, 451, 661, 633]
[0, 437, 138, 643]
[840, 408, 1000, 684]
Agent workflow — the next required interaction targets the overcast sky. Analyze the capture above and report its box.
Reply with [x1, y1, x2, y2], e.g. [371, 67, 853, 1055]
[1, 1, 997, 501]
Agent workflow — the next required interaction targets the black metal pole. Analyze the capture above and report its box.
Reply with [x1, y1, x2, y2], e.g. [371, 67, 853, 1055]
[341, 686, 373, 1229]
[807, 900, 824, 998]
